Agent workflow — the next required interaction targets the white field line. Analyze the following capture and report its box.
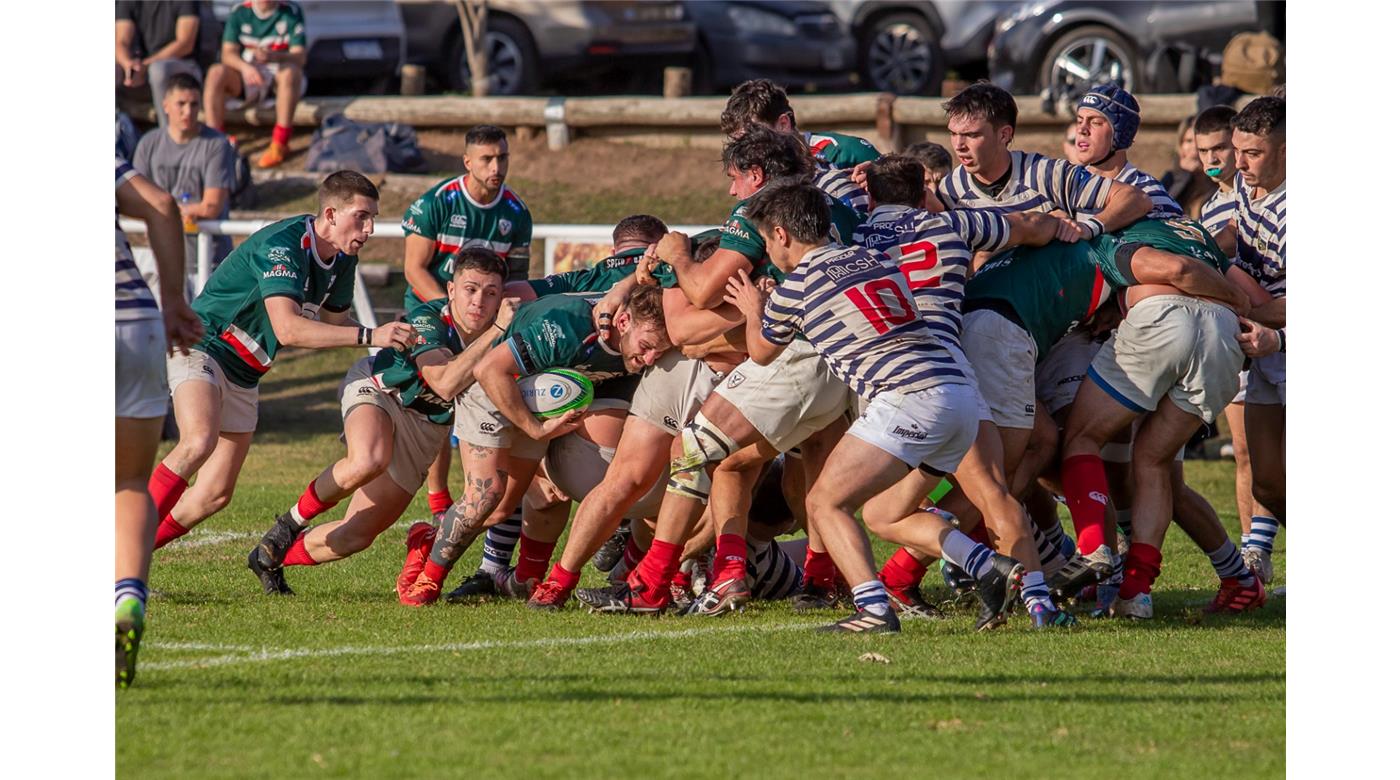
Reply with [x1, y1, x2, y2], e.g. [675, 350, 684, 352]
[143, 622, 819, 672]
[164, 519, 421, 550]
[150, 641, 258, 652]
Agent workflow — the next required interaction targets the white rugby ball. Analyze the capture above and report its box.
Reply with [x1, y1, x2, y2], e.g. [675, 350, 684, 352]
[517, 369, 594, 419]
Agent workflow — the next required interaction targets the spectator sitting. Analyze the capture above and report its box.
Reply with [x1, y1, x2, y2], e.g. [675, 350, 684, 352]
[1158, 115, 1216, 219]
[134, 73, 238, 281]
[903, 142, 953, 190]
[115, 1, 202, 127]
[205, 0, 307, 169]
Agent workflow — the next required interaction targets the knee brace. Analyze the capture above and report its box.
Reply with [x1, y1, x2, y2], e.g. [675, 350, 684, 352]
[665, 413, 738, 504]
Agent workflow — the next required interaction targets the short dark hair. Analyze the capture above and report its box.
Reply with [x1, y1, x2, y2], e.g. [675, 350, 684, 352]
[746, 182, 830, 245]
[163, 73, 201, 97]
[1193, 105, 1238, 136]
[451, 246, 508, 283]
[720, 79, 794, 137]
[318, 170, 380, 207]
[464, 125, 508, 148]
[902, 142, 952, 177]
[722, 124, 814, 182]
[612, 214, 668, 246]
[1231, 96, 1285, 138]
[942, 81, 1018, 130]
[865, 155, 926, 208]
[621, 284, 666, 331]
[693, 236, 721, 263]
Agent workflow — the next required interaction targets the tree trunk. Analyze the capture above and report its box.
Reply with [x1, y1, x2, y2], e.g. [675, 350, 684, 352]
[456, 0, 490, 97]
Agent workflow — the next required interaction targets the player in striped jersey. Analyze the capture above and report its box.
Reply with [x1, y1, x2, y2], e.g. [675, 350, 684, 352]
[936, 83, 1152, 239]
[724, 183, 1027, 633]
[148, 172, 419, 552]
[244, 250, 513, 596]
[1227, 96, 1286, 583]
[1071, 85, 1185, 220]
[854, 155, 1074, 627]
[115, 158, 203, 688]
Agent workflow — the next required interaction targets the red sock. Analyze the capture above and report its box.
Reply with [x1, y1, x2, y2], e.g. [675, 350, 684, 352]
[878, 548, 928, 591]
[295, 479, 337, 524]
[153, 517, 191, 549]
[148, 463, 188, 523]
[283, 534, 318, 566]
[1118, 543, 1164, 599]
[516, 534, 556, 583]
[427, 490, 453, 516]
[636, 539, 682, 592]
[621, 535, 645, 574]
[1062, 454, 1111, 554]
[967, 523, 991, 545]
[715, 533, 748, 580]
[421, 559, 449, 587]
[671, 567, 693, 589]
[272, 124, 292, 146]
[547, 563, 580, 591]
[803, 548, 836, 587]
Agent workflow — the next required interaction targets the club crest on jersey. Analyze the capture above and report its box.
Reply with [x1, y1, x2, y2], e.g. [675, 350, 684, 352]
[267, 246, 292, 262]
[727, 371, 746, 389]
[498, 218, 513, 236]
[275, 19, 287, 34]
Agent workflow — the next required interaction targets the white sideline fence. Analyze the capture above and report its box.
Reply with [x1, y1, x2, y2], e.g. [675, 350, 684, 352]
[117, 219, 717, 329]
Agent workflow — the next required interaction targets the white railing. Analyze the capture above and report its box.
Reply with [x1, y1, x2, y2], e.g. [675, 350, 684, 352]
[117, 219, 718, 328]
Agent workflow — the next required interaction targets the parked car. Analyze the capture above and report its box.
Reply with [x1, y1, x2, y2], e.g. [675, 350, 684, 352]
[826, 1, 1021, 95]
[398, 0, 695, 95]
[200, 1, 407, 92]
[988, 0, 1285, 96]
[684, 1, 857, 93]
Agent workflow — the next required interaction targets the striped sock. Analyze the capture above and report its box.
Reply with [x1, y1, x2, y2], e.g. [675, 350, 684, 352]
[941, 530, 995, 581]
[1031, 524, 1068, 572]
[1207, 540, 1256, 585]
[747, 539, 803, 599]
[1245, 516, 1280, 554]
[115, 578, 148, 609]
[1020, 570, 1053, 610]
[1115, 509, 1133, 545]
[851, 580, 891, 616]
[479, 510, 522, 576]
[1105, 551, 1124, 586]
[1042, 521, 1073, 560]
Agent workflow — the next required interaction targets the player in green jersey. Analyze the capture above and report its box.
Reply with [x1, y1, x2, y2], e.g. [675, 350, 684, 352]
[1054, 218, 1266, 619]
[511, 214, 668, 301]
[402, 125, 532, 308]
[719, 78, 880, 170]
[398, 286, 674, 605]
[149, 172, 418, 552]
[404, 125, 533, 525]
[244, 249, 514, 595]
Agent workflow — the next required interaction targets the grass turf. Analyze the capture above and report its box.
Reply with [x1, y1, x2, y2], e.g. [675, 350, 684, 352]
[117, 347, 1285, 779]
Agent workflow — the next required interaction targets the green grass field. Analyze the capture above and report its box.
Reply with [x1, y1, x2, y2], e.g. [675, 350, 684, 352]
[117, 348, 1285, 779]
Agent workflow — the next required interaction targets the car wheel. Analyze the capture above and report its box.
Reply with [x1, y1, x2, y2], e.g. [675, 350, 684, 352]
[860, 12, 945, 95]
[1037, 24, 1138, 95]
[446, 16, 539, 95]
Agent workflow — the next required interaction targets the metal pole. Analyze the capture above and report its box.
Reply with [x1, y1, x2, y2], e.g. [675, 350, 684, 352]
[196, 230, 213, 296]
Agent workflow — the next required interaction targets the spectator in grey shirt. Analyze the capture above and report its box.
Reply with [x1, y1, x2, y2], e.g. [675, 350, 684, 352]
[116, 0, 202, 127]
[134, 73, 237, 278]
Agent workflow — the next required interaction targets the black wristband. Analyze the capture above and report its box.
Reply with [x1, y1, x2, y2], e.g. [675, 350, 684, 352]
[358, 327, 371, 346]
[1276, 328, 1285, 354]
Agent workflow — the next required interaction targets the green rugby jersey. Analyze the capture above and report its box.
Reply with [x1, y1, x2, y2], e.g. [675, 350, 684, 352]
[496, 295, 626, 384]
[804, 131, 880, 169]
[223, 1, 306, 54]
[526, 229, 728, 297]
[720, 192, 860, 282]
[966, 242, 1114, 360]
[402, 176, 532, 307]
[192, 215, 356, 388]
[370, 298, 465, 425]
[1089, 217, 1232, 280]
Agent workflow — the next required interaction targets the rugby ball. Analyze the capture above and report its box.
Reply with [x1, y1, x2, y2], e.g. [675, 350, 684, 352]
[518, 369, 594, 419]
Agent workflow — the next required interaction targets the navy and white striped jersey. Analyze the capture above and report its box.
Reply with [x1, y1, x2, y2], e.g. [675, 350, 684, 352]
[1233, 174, 1285, 297]
[852, 204, 1010, 345]
[1115, 163, 1184, 220]
[761, 243, 967, 401]
[116, 156, 161, 323]
[937, 150, 1111, 219]
[1199, 186, 1236, 237]
[814, 161, 870, 216]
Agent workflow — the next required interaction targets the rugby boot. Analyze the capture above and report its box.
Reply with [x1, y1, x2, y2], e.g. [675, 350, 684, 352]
[576, 570, 671, 614]
[816, 607, 901, 634]
[973, 554, 1024, 632]
[115, 599, 145, 689]
[396, 522, 436, 600]
[1203, 575, 1267, 615]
